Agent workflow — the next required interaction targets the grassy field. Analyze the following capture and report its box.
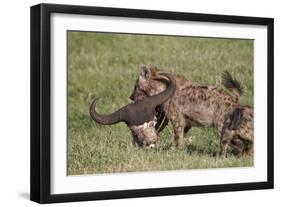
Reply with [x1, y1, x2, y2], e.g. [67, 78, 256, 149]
[67, 31, 254, 175]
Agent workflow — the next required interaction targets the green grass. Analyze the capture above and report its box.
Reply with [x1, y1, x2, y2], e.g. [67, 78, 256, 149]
[67, 31, 254, 175]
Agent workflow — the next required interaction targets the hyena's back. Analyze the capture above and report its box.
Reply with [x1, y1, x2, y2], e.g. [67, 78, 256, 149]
[165, 84, 240, 130]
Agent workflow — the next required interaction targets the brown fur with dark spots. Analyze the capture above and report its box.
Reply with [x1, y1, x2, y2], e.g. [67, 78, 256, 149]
[130, 65, 253, 157]
[221, 106, 254, 157]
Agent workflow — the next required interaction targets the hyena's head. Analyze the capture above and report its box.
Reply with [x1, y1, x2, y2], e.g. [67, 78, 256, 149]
[130, 65, 168, 101]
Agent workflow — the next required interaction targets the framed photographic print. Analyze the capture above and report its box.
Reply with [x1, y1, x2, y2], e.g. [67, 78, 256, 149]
[30, 3, 274, 203]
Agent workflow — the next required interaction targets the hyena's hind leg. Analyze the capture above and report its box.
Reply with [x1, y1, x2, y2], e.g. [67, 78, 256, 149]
[220, 137, 232, 157]
[219, 123, 233, 158]
[219, 107, 244, 158]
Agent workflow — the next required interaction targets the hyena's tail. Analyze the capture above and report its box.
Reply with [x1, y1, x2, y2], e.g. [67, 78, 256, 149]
[221, 71, 243, 99]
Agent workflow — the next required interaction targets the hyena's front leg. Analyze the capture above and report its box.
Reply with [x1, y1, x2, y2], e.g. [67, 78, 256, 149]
[170, 113, 186, 147]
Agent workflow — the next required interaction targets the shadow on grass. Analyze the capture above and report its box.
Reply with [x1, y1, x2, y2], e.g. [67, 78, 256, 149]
[154, 142, 218, 157]
[186, 144, 218, 157]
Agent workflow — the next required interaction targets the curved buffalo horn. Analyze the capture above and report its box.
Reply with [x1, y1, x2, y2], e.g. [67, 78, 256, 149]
[89, 98, 124, 125]
[145, 73, 176, 107]
[89, 72, 176, 126]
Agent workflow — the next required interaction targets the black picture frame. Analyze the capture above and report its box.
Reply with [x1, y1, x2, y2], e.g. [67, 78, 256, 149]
[30, 3, 274, 204]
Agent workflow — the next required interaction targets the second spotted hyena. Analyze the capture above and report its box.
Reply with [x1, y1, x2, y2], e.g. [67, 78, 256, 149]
[221, 105, 254, 157]
[130, 65, 251, 157]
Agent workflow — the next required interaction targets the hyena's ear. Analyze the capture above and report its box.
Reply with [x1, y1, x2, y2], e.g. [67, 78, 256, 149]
[140, 65, 151, 80]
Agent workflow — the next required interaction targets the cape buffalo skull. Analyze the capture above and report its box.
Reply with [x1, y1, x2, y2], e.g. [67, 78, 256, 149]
[89, 73, 176, 147]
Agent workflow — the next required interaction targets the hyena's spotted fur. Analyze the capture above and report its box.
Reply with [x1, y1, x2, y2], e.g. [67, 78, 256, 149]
[130, 65, 252, 157]
[221, 106, 254, 157]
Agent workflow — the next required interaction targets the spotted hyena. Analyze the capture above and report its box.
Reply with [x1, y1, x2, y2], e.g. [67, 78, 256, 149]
[221, 105, 254, 157]
[130, 65, 253, 157]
